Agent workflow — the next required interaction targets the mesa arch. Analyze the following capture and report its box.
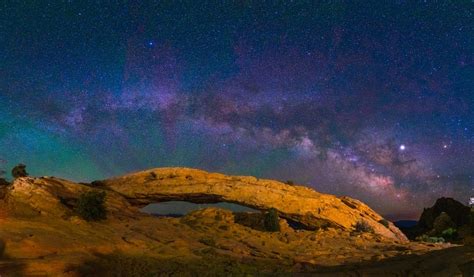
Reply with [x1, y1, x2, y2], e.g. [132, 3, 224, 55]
[99, 167, 408, 242]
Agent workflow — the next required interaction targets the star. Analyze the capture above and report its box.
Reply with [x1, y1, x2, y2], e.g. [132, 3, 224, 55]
[399, 145, 406, 151]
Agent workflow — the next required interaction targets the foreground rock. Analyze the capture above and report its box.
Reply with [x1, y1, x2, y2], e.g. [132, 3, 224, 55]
[0, 168, 472, 276]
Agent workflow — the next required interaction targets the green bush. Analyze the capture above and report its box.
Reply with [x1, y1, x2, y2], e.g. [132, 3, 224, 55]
[432, 212, 455, 235]
[264, 208, 280, 232]
[427, 236, 445, 243]
[76, 191, 107, 221]
[441, 227, 458, 240]
[415, 234, 445, 243]
[415, 234, 429, 242]
[354, 220, 374, 233]
[11, 163, 28, 179]
[378, 219, 390, 228]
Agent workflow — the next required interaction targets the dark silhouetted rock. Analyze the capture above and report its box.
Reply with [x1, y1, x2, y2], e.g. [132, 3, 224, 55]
[418, 197, 470, 232]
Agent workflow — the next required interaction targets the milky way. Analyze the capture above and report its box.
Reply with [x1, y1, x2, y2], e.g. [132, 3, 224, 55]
[0, 2, 473, 219]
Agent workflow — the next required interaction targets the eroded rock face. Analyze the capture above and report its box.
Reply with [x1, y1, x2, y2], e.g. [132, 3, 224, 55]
[5, 177, 138, 219]
[100, 167, 408, 242]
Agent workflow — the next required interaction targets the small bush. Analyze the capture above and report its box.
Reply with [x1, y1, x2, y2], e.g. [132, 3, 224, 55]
[90, 180, 105, 187]
[198, 237, 216, 247]
[432, 212, 455, 235]
[415, 234, 429, 242]
[234, 212, 266, 231]
[168, 173, 178, 179]
[415, 234, 445, 243]
[11, 164, 28, 179]
[378, 219, 390, 228]
[285, 180, 294, 185]
[264, 208, 280, 232]
[428, 236, 445, 243]
[441, 227, 458, 240]
[146, 172, 157, 181]
[354, 220, 373, 233]
[76, 191, 107, 221]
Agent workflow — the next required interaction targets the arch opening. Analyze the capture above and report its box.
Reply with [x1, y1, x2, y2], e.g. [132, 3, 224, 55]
[140, 201, 257, 217]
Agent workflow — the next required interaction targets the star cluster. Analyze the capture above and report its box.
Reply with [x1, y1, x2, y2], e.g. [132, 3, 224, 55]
[0, 1, 472, 219]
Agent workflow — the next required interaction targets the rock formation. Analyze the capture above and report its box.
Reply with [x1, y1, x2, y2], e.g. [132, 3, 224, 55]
[418, 197, 471, 231]
[1, 168, 473, 276]
[98, 167, 408, 241]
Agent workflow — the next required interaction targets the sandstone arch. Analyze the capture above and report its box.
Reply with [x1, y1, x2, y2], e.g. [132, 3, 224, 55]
[100, 167, 408, 242]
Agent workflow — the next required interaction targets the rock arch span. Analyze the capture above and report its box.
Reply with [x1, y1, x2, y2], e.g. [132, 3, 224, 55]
[99, 167, 408, 242]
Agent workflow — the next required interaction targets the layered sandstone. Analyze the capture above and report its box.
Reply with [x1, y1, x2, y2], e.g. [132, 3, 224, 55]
[100, 167, 408, 242]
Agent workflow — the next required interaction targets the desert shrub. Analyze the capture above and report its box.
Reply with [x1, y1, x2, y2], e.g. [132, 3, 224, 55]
[285, 180, 294, 185]
[264, 208, 280, 232]
[218, 225, 229, 231]
[432, 212, 455, 235]
[427, 236, 445, 243]
[415, 234, 429, 242]
[11, 164, 28, 179]
[441, 227, 458, 240]
[415, 234, 445, 243]
[90, 180, 105, 187]
[145, 172, 157, 181]
[198, 237, 216, 247]
[354, 220, 374, 233]
[234, 212, 266, 231]
[378, 219, 390, 228]
[76, 191, 107, 221]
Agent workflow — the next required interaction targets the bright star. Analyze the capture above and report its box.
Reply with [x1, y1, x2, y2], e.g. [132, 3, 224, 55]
[399, 144, 406, 151]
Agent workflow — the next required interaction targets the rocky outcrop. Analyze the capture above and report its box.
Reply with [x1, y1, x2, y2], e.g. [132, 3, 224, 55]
[99, 167, 408, 242]
[0, 168, 407, 242]
[4, 176, 138, 219]
[418, 197, 471, 231]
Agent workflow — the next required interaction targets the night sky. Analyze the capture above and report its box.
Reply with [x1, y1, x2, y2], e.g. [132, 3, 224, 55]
[1, 1, 473, 219]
